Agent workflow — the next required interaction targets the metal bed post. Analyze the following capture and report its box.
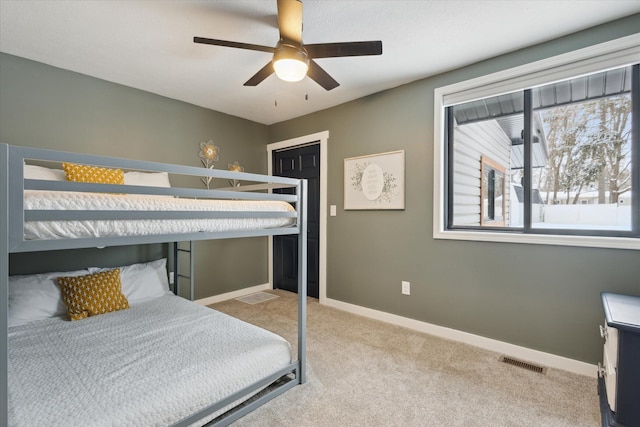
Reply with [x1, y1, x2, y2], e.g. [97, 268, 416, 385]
[1, 143, 9, 427]
[297, 179, 307, 384]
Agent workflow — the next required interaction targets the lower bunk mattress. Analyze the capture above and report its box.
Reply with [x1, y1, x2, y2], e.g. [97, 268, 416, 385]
[7, 294, 292, 426]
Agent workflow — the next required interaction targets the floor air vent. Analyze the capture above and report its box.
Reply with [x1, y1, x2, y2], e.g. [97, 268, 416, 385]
[499, 356, 547, 374]
[236, 292, 279, 305]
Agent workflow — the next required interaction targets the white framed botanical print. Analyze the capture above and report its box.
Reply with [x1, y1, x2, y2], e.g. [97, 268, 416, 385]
[344, 150, 405, 210]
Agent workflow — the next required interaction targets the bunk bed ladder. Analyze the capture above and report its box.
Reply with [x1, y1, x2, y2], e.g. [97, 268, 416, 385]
[173, 241, 195, 301]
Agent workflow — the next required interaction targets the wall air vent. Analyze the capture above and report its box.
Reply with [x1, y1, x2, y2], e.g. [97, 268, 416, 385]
[499, 356, 548, 374]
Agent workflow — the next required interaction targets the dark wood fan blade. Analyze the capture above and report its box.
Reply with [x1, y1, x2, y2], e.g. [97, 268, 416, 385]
[305, 41, 382, 58]
[244, 62, 275, 86]
[277, 0, 303, 44]
[307, 60, 339, 91]
[194, 37, 274, 54]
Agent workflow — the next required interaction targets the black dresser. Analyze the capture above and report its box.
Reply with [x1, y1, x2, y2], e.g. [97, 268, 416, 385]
[598, 292, 640, 427]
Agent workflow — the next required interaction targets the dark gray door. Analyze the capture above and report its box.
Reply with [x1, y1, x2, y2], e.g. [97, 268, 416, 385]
[273, 143, 320, 298]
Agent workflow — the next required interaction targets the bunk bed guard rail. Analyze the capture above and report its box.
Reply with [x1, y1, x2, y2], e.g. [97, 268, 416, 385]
[0, 143, 308, 426]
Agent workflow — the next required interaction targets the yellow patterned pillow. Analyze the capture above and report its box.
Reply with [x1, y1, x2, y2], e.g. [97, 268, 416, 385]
[62, 163, 124, 185]
[57, 269, 129, 320]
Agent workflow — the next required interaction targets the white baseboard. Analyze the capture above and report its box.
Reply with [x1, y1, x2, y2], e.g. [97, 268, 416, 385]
[195, 283, 271, 306]
[325, 298, 596, 377]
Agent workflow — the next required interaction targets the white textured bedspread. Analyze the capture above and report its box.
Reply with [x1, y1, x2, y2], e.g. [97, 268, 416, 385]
[23, 190, 296, 240]
[8, 295, 292, 426]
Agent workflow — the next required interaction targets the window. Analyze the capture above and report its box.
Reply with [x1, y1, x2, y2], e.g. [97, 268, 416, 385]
[434, 35, 640, 249]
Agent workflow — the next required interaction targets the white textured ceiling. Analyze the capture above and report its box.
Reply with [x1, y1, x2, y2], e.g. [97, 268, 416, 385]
[1, 0, 639, 125]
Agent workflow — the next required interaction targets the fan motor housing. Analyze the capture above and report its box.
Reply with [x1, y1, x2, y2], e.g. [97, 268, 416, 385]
[274, 43, 309, 65]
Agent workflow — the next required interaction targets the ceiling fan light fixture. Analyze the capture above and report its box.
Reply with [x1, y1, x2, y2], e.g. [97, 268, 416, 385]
[273, 44, 309, 82]
[194, 0, 383, 90]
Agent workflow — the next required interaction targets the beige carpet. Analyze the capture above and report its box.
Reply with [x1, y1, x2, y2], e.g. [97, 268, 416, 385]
[211, 290, 599, 427]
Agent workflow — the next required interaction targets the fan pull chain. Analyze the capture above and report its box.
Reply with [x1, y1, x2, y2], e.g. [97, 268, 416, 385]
[305, 78, 309, 101]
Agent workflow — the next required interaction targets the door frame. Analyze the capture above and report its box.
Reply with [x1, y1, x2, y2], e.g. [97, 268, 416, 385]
[267, 130, 328, 304]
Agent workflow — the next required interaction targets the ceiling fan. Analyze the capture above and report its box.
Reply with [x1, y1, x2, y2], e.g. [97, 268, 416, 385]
[193, 0, 382, 91]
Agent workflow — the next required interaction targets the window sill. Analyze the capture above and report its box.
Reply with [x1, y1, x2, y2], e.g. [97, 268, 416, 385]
[433, 229, 640, 251]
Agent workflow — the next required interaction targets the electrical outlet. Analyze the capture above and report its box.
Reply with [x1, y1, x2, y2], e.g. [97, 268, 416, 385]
[402, 281, 410, 295]
[169, 272, 175, 285]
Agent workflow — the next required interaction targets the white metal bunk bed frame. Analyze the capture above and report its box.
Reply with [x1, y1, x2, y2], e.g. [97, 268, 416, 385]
[0, 143, 308, 427]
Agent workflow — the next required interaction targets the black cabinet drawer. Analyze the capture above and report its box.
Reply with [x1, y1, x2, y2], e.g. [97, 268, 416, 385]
[600, 293, 640, 427]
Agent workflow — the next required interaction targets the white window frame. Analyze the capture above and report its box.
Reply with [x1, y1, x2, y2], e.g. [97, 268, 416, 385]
[433, 33, 640, 250]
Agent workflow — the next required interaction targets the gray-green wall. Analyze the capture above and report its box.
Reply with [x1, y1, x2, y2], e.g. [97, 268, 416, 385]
[268, 14, 640, 364]
[0, 53, 270, 299]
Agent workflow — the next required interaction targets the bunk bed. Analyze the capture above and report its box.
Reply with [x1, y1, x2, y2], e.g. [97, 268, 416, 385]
[0, 143, 308, 426]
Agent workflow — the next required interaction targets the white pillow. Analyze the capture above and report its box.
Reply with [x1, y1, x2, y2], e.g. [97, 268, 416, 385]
[8, 259, 172, 327]
[8, 268, 89, 327]
[89, 258, 172, 305]
[124, 171, 171, 188]
[24, 164, 66, 181]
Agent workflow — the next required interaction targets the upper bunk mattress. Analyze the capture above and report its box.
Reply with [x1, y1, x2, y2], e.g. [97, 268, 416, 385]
[8, 294, 292, 426]
[23, 190, 296, 240]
